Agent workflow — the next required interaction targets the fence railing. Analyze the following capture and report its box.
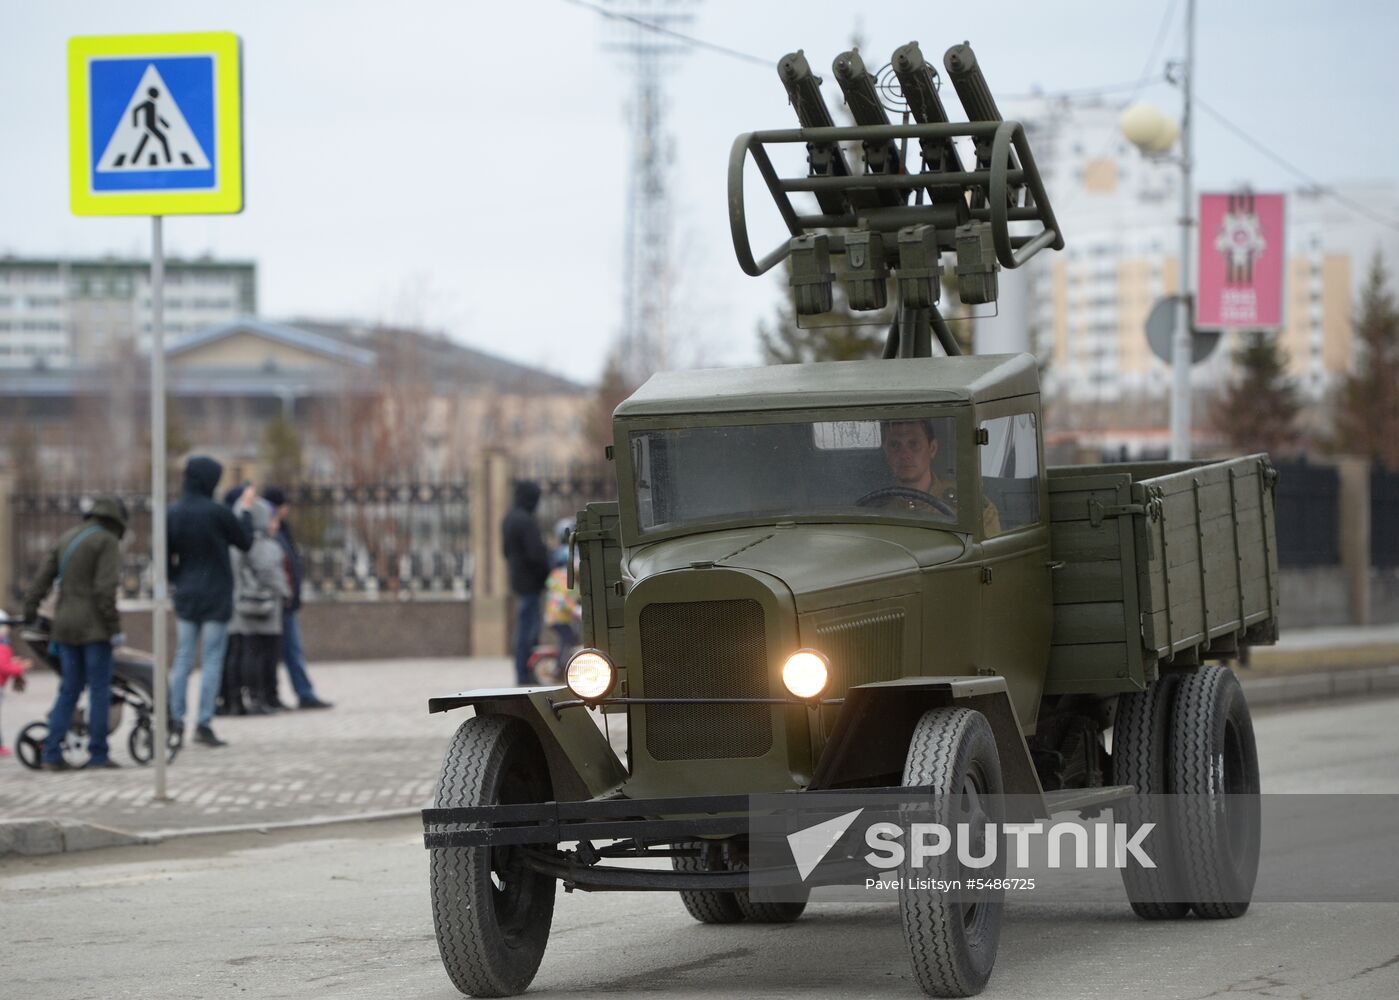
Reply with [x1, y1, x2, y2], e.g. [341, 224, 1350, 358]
[1373, 465, 1399, 569]
[6, 466, 621, 607]
[1272, 459, 1341, 568]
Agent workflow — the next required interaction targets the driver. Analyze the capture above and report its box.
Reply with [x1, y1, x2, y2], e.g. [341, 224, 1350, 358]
[880, 419, 1001, 536]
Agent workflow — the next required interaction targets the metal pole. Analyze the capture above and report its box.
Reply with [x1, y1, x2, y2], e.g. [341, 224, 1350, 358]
[1169, 0, 1196, 460]
[150, 215, 170, 801]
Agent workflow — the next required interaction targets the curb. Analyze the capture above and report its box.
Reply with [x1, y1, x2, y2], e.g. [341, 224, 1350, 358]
[0, 807, 421, 860]
[1239, 662, 1399, 708]
[0, 818, 153, 857]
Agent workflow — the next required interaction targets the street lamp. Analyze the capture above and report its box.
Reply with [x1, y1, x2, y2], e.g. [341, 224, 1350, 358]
[1120, 0, 1196, 460]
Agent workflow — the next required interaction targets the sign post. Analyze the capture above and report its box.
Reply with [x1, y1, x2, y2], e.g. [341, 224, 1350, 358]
[68, 32, 243, 800]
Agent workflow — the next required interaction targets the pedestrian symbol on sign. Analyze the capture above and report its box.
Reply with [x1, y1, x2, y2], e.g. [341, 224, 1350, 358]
[96, 64, 211, 172]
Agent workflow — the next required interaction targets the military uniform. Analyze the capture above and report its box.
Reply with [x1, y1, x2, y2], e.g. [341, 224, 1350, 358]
[878, 474, 1003, 537]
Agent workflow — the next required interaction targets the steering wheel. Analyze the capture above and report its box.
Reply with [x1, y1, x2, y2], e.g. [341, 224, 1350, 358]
[855, 486, 957, 519]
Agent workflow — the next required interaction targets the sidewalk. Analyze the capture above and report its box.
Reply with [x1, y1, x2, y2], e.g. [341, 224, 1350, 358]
[2, 632, 1396, 857]
[1247, 621, 1399, 673]
[0, 657, 510, 847]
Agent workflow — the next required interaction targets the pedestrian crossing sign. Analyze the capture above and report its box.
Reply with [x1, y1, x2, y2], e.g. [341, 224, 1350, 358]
[68, 32, 243, 216]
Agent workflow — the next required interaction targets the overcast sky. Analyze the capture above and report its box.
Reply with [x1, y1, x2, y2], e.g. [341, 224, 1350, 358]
[3, 0, 1397, 383]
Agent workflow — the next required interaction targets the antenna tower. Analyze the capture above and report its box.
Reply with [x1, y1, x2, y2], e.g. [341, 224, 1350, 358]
[604, 0, 693, 380]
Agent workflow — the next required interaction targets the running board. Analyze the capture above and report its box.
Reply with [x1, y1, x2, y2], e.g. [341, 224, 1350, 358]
[1043, 784, 1135, 814]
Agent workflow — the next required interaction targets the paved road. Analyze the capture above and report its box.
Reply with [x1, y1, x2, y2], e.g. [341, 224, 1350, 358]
[4, 696, 1398, 1000]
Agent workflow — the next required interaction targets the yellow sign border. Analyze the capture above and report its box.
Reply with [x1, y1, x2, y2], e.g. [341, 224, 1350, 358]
[68, 31, 243, 216]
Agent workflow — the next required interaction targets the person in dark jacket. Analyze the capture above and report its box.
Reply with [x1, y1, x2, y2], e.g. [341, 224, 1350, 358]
[21, 496, 129, 770]
[263, 487, 331, 710]
[167, 456, 254, 747]
[502, 480, 550, 685]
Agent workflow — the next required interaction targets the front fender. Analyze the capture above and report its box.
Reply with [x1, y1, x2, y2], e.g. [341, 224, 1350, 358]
[429, 687, 627, 801]
[810, 676, 1045, 814]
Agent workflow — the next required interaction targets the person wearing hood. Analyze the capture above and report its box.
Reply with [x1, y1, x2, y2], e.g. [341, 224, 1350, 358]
[228, 497, 292, 713]
[21, 496, 130, 770]
[166, 456, 255, 747]
[501, 480, 550, 686]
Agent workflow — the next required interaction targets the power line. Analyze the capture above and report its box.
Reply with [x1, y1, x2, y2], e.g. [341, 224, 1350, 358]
[1194, 96, 1399, 234]
[561, 0, 771, 67]
[1130, 0, 1179, 102]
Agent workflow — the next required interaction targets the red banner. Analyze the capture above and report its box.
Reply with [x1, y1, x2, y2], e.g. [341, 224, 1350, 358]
[1196, 192, 1286, 329]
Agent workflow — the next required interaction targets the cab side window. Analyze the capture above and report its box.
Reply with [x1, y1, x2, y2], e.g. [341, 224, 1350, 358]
[979, 413, 1041, 534]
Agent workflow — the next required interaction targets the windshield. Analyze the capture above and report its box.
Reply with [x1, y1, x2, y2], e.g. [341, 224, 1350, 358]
[630, 411, 965, 534]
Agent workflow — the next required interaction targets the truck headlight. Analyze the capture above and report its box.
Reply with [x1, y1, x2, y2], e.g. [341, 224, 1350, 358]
[782, 649, 830, 700]
[565, 649, 617, 701]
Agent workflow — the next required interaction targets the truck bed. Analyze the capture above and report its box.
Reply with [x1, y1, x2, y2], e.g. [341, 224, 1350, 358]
[1045, 455, 1280, 694]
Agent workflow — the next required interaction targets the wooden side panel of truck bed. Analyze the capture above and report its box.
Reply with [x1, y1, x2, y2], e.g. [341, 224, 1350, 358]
[1044, 455, 1280, 694]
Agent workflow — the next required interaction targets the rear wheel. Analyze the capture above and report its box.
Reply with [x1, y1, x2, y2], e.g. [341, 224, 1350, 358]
[17, 721, 88, 770]
[735, 890, 807, 923]
[673, 842, 746, 924]
[899, 707, 1005, 998]
[430, 716, 556, 997]
[1169, 665, 1260, 919]
[1112, 677, 1190, 919]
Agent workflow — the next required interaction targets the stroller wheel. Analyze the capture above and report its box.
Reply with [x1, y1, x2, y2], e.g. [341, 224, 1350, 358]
[16, 722, 88, 770]
[529, 649, 562, 685]
[16, 723, 47, 770]
[129, 718, 154, 765]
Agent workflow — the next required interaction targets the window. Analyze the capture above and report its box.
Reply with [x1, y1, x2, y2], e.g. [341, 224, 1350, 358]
[631, 410, 963, 534]
[978, 413, 1041, 535]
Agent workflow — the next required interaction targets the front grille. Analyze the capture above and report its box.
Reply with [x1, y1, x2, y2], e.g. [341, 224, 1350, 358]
[815, 610, 904, 690]
[640, 598, 773, 761]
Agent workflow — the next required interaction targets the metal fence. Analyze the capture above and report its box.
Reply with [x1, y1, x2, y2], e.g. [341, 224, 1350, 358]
[518, 462, 617, 539]
[1373, 465, 1399, 569]
[1272, 459, 1341, 568]
[7, 466, 620, 607]
[290, 482, 472, 598]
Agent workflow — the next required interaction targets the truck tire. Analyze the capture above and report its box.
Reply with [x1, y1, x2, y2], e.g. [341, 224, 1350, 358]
[736, 888, 808, 923]
[1111, 677, 1190, 920]
[899, 707, 1005, 998]
[430, 716, 555, 997]
[1169, 665, 1260, 919]
[673, 842, 746, 924]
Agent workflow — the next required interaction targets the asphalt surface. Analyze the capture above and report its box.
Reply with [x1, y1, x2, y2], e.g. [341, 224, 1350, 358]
[4, 696, 1399, 1000]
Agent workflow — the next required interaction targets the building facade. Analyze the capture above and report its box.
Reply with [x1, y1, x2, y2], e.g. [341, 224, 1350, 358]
[978, 98, 1399, 434]
[0, 255, 256, 368]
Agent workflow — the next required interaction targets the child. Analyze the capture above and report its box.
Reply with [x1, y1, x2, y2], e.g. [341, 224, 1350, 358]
[0, 620, 32, 758]
[543, 522, 581, 674]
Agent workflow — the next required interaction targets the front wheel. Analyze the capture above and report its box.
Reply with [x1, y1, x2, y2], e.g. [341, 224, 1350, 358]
[899, 707, 1005, 998]
[430, 716, 556, 997]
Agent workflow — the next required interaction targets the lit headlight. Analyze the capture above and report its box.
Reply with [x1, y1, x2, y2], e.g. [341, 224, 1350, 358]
[565, 649, 617, 701]
[782, 649, 830, 700]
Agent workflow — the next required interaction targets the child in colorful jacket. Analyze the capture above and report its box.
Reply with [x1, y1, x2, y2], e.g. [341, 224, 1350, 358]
[0, 621, 32, 758]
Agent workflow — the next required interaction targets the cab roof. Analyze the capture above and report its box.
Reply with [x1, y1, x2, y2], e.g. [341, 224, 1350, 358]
[614, 354, 1040, 417]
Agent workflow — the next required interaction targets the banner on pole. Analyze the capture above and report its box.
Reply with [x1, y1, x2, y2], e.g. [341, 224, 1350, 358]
[1196, 192, 1285, 329]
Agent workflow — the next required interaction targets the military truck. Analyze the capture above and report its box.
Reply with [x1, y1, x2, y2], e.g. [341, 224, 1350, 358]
[423, 40, 1276, 998]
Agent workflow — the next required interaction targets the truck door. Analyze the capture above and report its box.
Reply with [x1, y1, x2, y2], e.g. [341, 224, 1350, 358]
[976, 404, 1052, 728]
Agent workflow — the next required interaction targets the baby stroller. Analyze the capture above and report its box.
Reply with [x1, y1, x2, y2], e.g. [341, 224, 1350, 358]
[0, 615, 179, 769]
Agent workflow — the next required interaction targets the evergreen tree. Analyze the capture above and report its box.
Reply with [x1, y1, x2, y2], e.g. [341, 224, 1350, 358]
[758, 261, 893, 364]
[1332, 253, 1399, 470]
[1208, 331, 1301, 456]
[584, 350, 638, 455]
[261, 411, 304, 486]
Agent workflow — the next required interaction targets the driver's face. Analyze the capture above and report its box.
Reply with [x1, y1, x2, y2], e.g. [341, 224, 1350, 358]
[883, 422, 938, 487]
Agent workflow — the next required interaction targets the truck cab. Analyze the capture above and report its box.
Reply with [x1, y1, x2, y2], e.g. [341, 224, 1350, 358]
[605, 354, 1052, 797]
